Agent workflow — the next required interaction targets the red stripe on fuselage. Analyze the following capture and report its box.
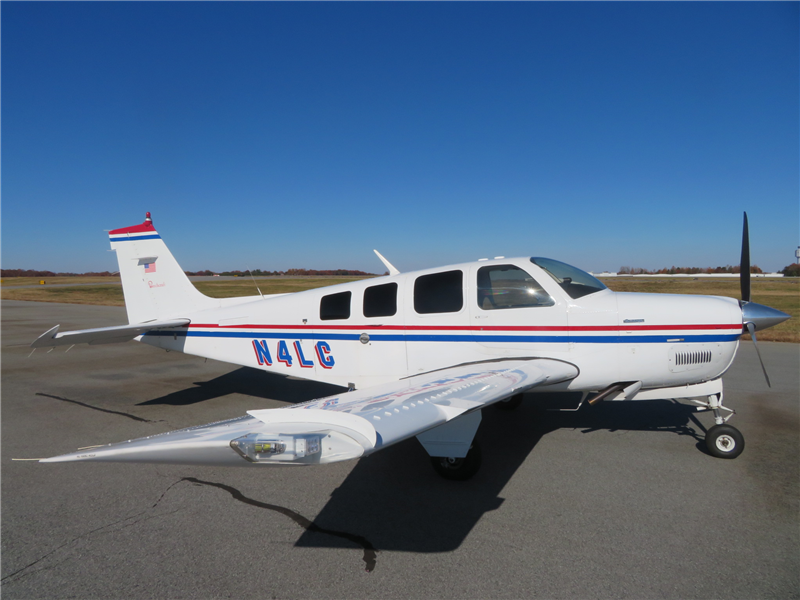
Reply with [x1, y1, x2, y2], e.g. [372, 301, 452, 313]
[187, 323, 740, 332]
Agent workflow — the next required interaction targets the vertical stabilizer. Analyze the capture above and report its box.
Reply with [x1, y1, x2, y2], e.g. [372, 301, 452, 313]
[109, 213, 217, 324]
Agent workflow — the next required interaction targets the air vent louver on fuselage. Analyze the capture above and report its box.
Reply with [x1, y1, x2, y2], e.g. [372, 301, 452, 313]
[668, 344, 717, 373]
[675, 350, 712, 366]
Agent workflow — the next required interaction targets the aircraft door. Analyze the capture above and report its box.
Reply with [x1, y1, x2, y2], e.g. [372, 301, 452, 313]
[469, 263, 570, 355]
[351, 281, 408, 388]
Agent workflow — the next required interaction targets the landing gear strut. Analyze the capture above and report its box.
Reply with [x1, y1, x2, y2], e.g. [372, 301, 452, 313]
[692, 393, 745, 459]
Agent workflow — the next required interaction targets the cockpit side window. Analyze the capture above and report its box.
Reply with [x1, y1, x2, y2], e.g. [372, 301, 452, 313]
[530, 257, 607, 299]
[477, 265, 555, 310]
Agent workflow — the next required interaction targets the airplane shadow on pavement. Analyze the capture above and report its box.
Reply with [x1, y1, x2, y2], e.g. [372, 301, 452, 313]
[134, 368, 708, 555]
[293, 396, 707, 554]
[136, 366, 345, 406]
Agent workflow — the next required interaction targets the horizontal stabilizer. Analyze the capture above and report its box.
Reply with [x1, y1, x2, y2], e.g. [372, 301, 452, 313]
[31, 319, 190, 348]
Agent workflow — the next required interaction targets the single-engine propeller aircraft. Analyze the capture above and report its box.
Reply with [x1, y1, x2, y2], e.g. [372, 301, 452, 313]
[33, 213, 789, 479]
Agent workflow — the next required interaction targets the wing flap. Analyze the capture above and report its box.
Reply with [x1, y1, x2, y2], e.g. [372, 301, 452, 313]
[31, 319, 191, 348]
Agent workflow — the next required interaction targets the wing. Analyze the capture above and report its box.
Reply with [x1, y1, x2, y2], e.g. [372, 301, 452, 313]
[30, 319, 191, 348]
[40, 358, 578, 466]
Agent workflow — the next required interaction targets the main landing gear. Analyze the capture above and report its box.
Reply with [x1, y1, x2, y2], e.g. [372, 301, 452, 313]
[428, 394, 522, 480]
[692, 393, 745, 459]
[430, 442, 483, 481]
[495, 393, 523, 411]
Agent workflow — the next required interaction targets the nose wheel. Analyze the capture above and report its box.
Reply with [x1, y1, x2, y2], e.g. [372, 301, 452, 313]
[705, 424, 745, 459]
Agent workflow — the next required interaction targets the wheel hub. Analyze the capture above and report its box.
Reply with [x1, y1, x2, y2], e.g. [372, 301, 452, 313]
[715, 435, 736, 452]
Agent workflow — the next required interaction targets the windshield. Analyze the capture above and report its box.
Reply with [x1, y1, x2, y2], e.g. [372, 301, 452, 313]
[530, 257, 607, 299]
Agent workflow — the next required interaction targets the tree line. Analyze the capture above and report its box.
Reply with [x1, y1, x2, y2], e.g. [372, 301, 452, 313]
[183, 268, 378, 277]
[4, 264, 797, 277]
[616, 264, 799, 276]
[1, 268, 378, 277]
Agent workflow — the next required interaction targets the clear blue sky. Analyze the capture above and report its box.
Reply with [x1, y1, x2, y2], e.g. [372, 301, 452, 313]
[2, 2, 798, 274]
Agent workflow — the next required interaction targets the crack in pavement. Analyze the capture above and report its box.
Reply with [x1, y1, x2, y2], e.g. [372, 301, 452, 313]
[1, 479, 184, 585]
[35, 392, 160, 423]
[2, 477, 377, 586]
[182, 477, 378, 572]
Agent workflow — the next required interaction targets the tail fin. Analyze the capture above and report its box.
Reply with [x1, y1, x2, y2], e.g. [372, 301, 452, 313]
[109, 213, 218, 324]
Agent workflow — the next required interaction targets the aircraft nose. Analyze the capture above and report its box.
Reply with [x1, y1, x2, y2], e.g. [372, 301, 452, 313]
[741, 302, 791, 332]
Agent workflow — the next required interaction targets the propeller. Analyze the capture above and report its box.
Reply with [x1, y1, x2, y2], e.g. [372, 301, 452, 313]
[738, 212, 790, 387]
[745, 321, 771, 387]
[740, 212, 750, 303]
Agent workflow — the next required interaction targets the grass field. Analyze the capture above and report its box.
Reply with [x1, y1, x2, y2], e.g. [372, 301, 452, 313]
[0, 276, 122, 287]
[2, 275, 797, 342]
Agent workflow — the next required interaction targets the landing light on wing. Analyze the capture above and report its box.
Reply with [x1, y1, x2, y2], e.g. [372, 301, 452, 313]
[230, 433, 321, 462]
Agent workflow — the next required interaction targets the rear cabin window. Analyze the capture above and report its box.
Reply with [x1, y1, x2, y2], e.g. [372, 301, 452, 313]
[414, 270, 463, 314]
[477, 265, 554, 310]
[363, 283, 398, 318]
[320, 291, 351, 320]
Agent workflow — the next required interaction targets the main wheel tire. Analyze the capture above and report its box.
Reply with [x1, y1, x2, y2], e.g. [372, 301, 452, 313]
[495, 393, 523, 411]
[706, 424, 745, 459]
[430, 442, 482, 481]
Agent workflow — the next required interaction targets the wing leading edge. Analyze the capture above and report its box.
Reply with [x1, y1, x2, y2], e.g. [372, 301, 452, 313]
[40, 358, 578, 466]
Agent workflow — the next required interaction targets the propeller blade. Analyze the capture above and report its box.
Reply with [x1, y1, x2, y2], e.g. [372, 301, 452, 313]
[740, 212, 751, 303]
[745, 322, 771, 387]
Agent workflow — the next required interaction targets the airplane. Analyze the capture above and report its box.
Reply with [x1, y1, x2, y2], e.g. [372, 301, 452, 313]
[32, 212, 790, 479]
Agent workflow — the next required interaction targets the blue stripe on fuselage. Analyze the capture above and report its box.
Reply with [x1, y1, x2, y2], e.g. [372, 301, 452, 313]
[143, 330, 740, 344]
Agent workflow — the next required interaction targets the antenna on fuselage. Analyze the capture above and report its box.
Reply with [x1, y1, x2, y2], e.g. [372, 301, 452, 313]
[246, 269, 264, 298]
[373, 250, 400, 276]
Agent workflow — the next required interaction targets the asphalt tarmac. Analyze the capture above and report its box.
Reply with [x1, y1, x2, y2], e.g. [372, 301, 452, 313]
[2, 300, 798, 599]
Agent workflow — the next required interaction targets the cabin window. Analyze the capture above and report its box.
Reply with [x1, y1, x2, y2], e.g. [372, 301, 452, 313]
[320, 291, 351, 320]
[414, 270, 463, 314]
[477, 265, 554, 310]
[364, 283, 398, 318]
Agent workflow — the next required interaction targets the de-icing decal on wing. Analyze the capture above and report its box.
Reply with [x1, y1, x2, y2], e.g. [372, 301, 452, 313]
[297, 369, 520, 413]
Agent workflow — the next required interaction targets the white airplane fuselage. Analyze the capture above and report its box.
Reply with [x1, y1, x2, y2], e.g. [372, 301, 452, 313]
[139, 256, 742, 398]
[36, 213, 790, 470]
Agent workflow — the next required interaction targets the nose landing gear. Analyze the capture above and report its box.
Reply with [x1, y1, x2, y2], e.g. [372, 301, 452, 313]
[691, 393, 745, 459]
